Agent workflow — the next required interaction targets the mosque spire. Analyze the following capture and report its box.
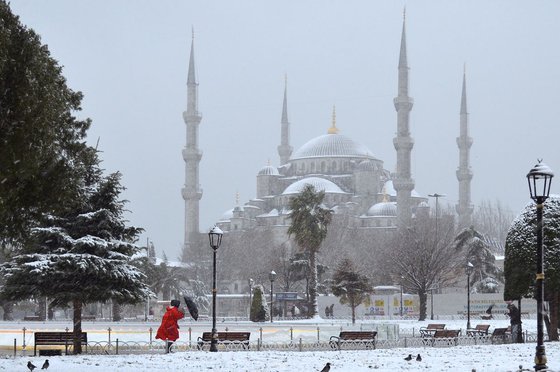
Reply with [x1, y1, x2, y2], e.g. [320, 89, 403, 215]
[392, 11, 415, 226]
[328, 105, 339, 134]
[181, 29, 203, 262]
[456, 67, 474, 228]
[277, 75, 293, 165]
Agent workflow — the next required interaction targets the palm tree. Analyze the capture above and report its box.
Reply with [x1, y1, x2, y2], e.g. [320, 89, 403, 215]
[287, 184, 332, 318]
[454, 226, 503, 293]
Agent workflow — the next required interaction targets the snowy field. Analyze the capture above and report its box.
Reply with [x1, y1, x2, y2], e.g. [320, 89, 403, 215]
[0, 318, 558, 371]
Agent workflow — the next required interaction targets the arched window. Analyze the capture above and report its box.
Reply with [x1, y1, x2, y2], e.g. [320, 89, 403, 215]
[321, 161, 326, 172]
[332, 161, 337, 172]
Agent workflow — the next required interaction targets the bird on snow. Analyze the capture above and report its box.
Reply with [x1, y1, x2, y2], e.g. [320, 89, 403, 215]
[404, 354, 412, 361]
[320, 362, 331, 372]
[27, 361, 37, 371]
[416, 354, 422, 362]
[41, 359, 49, 370]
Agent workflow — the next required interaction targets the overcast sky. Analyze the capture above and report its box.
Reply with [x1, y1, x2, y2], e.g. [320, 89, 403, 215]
[9, 1, 560, 260]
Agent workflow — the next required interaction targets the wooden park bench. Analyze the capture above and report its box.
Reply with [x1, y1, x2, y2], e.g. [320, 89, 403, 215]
[431, 329, 461, 346]
[34, 332, 88, 356]
[329, 331, 377, 350]
[490, 327, 509, 344]
[23, 316, 41, 321]
[466, 324, 490, 337]
[197, 332, 250, 350]
[419, 324, 446, 338]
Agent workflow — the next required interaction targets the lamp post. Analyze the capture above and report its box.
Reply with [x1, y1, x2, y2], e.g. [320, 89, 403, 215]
[208, 226, 223, 352]
[465, 261, 473, 329]
[430, 286, 435, 321]
[399, 276, 404, 317]
[269, 270, 276, 323]
[248, 278, 254, 320]
[428, 193, 446, 246]
[527, 160, 554, 371]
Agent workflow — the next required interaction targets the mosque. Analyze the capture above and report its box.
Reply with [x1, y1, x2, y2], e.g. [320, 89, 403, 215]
[180, 17, 474, 261]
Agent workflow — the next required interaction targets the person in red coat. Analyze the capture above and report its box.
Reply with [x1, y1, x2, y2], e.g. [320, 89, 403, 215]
[156, 299, 185, 352]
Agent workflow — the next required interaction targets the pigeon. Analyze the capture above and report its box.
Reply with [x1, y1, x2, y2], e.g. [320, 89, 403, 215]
[416, 354, 422, 362]
[404, 354, 412, 361]
[41, 360, 49, 370]
[27, 361, 37, 371]
[320, 362, 331, 372]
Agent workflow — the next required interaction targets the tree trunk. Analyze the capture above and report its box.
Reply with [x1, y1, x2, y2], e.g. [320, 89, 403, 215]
[418, 291, 427, 321]
[2, 301, 14, 321]
[112, 301, 122, 322]
[351, 299, 356, 324]
[38, 297, 46, 321]
[546, 293, 559, 341]
[309, 250, 318, 317]
[72, 300, 83, 354]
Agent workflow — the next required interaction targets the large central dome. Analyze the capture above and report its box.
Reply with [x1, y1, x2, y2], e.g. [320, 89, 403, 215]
[291, 133, 376, 160]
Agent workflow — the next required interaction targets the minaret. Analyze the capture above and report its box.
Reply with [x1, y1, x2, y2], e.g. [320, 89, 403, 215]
[456, 68, 474, 228]
[392, 11, 415, 226]
[181, 32, 203, 260]
[277, 76, 293, 165]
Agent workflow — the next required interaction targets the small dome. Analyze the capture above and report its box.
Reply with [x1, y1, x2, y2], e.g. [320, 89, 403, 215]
[367, 202, 397, 216]
[219, 208, 234, 221]
[282, 177, 345, 195]
[357, 160, 376, 171]
[291, 134, 377, 160]
[258, 165, 279, 176]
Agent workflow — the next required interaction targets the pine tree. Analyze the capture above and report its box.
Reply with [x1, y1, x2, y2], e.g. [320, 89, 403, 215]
[287, 185, 332, 318]
[331, 258, 373, 324]
[0, 169, 151, 353]
[0, 1, 92, 245]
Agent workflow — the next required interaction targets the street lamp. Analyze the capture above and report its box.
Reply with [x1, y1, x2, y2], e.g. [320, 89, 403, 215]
[248, 278, 254, 320]
[428, 193, 446, 246]
[208, 226, 223, 352]
[400, 276, 404, 317]
[527, 160, 554, 371]
[269, 270, 276, 323]
[466, 261, 474, 329]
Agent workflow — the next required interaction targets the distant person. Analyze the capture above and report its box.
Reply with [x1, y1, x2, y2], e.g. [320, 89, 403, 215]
[156, 299, 185, 352]
[505, 300, 522, 343]
[329, 304, 334, 318]
[324, 306, 330, 318]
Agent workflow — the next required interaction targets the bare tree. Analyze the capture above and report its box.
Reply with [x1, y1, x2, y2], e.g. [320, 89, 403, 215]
[473, 199, 515, 255]
[379, 214, 460, 320]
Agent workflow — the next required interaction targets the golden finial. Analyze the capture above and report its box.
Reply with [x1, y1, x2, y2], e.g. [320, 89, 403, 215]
[328, 105, 339, 134]
[235, 191, 239, 205]
[403, 6, 406, 21]
[192, 26, 195, 41]
[267, 158, 271, 166]
[382, 186, 389, 203]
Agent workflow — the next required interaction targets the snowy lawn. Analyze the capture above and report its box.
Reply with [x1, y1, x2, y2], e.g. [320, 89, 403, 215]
[1, 342, 559, 371]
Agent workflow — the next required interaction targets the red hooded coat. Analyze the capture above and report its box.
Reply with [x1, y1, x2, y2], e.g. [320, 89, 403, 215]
[156, 306, 185, 342]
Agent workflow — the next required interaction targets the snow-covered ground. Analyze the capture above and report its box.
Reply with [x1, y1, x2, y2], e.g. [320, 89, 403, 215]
[0, 318, 558, 371]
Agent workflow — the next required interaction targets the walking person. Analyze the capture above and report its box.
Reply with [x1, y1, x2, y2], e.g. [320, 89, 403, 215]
[156, 299, 185, 352]
[505, 300, 522, 343]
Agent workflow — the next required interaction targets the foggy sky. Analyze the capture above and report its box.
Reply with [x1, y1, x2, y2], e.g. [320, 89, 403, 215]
[9, 1, 560, 260]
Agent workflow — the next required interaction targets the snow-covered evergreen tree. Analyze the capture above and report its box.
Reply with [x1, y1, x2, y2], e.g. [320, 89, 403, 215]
[0, 169, 151, 353]
[250, 285, 269, 322]
[505, 195, 560, 341]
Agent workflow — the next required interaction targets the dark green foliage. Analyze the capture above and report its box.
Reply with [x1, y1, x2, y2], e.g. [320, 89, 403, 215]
[287, 185, 332, 317]
[505, 197, 560, 300]
[331, 258, 373, 324]
[250, 285, 268, 322]
[0, 1, 92, 245]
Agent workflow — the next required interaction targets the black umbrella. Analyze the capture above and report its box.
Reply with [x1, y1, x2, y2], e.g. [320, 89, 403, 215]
[183, 296, 199, 321]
